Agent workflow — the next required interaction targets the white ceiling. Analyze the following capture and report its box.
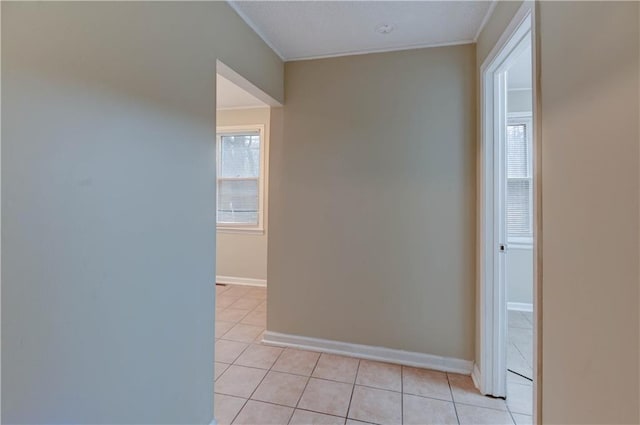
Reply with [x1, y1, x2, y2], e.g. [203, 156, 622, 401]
[507, 45, 532, 90]
[229, 1, 495, 61]
[217, 74, 267, 110]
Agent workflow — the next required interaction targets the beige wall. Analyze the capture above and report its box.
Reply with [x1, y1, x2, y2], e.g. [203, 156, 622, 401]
[538, 2, 639, 422]
[478, 1, 640, 422]
[2, 2, 282, 423]
[269, 45, 477, 360]
[216, 107, 271, 282]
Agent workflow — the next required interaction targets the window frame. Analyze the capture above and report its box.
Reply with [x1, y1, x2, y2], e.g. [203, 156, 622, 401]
[506, 112, 533, 246]
[216, 125, 266, 234]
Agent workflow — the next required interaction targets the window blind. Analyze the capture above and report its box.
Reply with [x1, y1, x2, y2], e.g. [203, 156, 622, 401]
[217, 132, 261, 226]
[506, 121, 533, 239]
[218, 179, 259, 224]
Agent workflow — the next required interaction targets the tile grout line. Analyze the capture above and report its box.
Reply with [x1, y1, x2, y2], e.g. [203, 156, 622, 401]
[505, 396, 518, 425]
[343, 359, 361, 424]
[217, 300, 266, 341]
[288, 350, 323, 424]
[510, 341, 533, 377]
[221, 353, 514, 416]
[219, 372, 512, 418]
[214, 390, 347, 420]
[218, 317, 260, 339]
[221, 357, 463, 402]
[216, 290, 269, 424]
[446, 373, 461, 425]
[225, 357, 458, 406]
[229, 332, 287, 425]
[216, 324, 257, 361]
[216, 380, 516, 425]
[453, 400, 512, 413]
[400, 366, 404, 425]
[217, 288, 523, 424]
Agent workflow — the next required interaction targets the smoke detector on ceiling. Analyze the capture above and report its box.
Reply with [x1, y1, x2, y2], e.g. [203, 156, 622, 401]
[375, 24, 395, 34]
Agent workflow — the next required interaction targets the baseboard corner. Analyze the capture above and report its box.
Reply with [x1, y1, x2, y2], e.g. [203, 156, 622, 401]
[216, 275, 267, 287]
[263, 330, 473, 375]
[471, 364, 482, 390]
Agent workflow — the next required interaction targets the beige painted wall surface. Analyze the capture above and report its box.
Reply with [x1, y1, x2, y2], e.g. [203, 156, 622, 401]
[539, 2, 639, 423]
[2, 2, 282, 423]
[216, 107, 270, 282]
[269, 45, 476, 360]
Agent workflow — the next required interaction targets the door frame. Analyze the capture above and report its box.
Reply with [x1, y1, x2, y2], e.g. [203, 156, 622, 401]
[476, 0, 538, 415]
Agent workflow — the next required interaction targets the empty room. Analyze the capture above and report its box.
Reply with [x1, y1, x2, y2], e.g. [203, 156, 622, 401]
[2, 1, 639, 425]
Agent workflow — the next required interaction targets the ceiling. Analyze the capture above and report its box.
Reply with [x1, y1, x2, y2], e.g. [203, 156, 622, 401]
[229, 1, 495, 61]
[217, 74, 266, 110]
[507, 45, 532, 90]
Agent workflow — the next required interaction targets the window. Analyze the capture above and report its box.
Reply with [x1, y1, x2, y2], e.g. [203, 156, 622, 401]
[506, 115, 533, 243]
[216, 126, 265, 232]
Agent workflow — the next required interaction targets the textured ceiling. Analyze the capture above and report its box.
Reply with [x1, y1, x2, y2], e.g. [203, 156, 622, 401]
[229, 1, 495, 61]
[217, 74, 266, 110]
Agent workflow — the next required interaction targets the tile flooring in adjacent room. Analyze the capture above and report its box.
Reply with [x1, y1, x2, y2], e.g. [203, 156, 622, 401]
[506, 310, 534, 420]
[215, 284, 533, 425]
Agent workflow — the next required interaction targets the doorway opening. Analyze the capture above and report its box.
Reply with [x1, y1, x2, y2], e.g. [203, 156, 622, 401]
[213, 60, 281, 395]
[477, 1, 537, 421]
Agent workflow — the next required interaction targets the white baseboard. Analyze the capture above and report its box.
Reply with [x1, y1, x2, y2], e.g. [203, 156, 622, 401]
[216, 275, 266, 287]
[471, 364, 482, 391]
[507, 302, 533, 312]
[263, 331, 473, 375]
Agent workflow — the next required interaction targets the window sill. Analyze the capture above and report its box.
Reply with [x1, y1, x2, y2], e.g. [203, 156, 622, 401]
[217, 227, 265, 235]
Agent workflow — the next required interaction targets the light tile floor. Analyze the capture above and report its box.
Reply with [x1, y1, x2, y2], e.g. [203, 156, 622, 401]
[507, 311, 534, 419]
[215, 284, 533, 425]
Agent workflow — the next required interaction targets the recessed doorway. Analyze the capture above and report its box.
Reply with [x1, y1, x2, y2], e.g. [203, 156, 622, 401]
[477, 1, 537, 422]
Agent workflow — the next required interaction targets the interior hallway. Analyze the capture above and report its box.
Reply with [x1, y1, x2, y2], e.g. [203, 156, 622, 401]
[214, 284, 532, 425]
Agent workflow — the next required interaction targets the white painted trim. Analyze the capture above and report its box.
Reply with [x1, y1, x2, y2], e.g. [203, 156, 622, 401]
[507, 111, 533, 120]
[216, 276, 267, 287]
[474, 0, 498, 42]
[471, 364, 482, 389]
[263, 331, 473, 375]
[217, 227, 265, 235]
[226, 1, 286, 61]
[531, 3, 541, 422]
[216, 105, 269, 112]
[480, 1, 533, 75]
[286, 40, 475, 62]
[508, 87, 533, 93]
[508, 302, 533, 313]
[478, 0, 534, 399]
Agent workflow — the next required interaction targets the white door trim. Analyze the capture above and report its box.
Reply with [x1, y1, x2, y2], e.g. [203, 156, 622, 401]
[477, 0, 535, 400]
